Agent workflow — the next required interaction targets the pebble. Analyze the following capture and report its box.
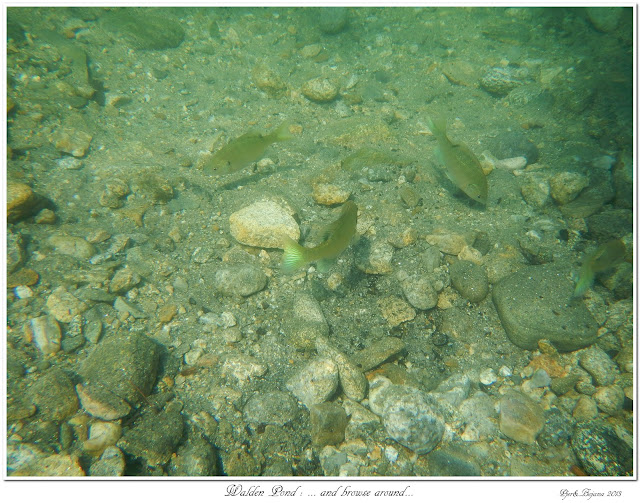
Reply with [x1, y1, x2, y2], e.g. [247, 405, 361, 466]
[7, 181, 38, 222]
[56, 156, 83, 170]
[221, 353, 267, 384]
[498, 390, 545, 444]
[579, 346, 619, 386]
[356, 238, 394, 274]
[488, 131, 539, 164]
[251, 63, 286, 96]
[593, 385, 625, 415]
[53, 127, 92, 157]
[537, 407, 573, 449]
[243, 391, 299, 426]
[492, 264, 598, 351]
[88, 446, 125, 476]
[425, 230, 468, 255]
[34, 208, 56, 224]
[432, 373, 471, 407]
[399, 273, 438, 310]
[449, 260, 489, 303]
[77, 334, 160, 420]
[14, 285, 33, 299]
[113, 296, 147, 319]
[426, 448, 481, 476]
[495, 156, 527, 171]
[398, 185, 422, 208]
[47, 234, 96, 260]
[283, 292, 330, 350]
[520, 174, 551, 208]
[213, 264, 267, 297]
[26, 368, 79, 421]
[316, 336, 367, 402]
[343, 399, 381, 439]
[369, 378, 444, 455]
[168, 433, 218, 477]
[109, 267, 141, 294]
[302, 77, 338, 103]
[573, 396, 598, 421]
[480, 66, 527, 96]
[286, 358, 339, 409]
[351, 337, 406, 373]
[458, 392, 499, 440]
[26, 315, 61, 355]
[117, 401, 184, 467]
[83, 421, 122, 455]
[310, 402, 348, 447]
[441, 59, 478, 87]
[229, 200, 299, 249]
[99, 178, 130, 209]
[378, 296, 416, 327]
[319, 446, 348, 476]
[571, 420, 632, 475]
[549, 172, 589, 205]
[10, 450, 85, 476]
[7, 267, 39, 288]
[479, 368, 497, 386]
[311, 182, 351, 205]
[158, 303, 178, 323]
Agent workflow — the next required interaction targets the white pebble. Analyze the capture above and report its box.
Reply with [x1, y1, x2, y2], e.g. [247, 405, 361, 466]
[384, 446, 399, 464]
[499, 366, 512, 377]
[479, 368, 497, 386]
[14, 285, 33, 299]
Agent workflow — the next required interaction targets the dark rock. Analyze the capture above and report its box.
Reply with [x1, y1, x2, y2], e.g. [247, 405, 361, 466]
[167, 430, 218, 476]
[26, 368, 79, 421]
[77, 334, 161, 420]
[117, 401, 184, 467]
[537, 408, 574, 448]
[586, 208, 633, 242]
[222, 448, 262, 476]
[571, 420, 632, 476]
[488, 131, 539, 163]
[492, 264, 598, 351]
[89, 446, 125, 476]
[427, 448, 481, 476]
[310, 402, 348, 447]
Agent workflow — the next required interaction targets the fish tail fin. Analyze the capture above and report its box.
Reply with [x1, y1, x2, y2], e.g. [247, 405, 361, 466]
[426, 116, 447, 138]
[573, 267, 595, 297]
[282, 237, 308, 273]
[273, 121, 294, 142]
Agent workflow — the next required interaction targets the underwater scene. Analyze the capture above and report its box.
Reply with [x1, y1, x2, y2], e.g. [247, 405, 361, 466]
[5, 7, 634, 477]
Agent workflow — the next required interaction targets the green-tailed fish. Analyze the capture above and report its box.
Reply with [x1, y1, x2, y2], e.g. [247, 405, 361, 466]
[203, 121, 292, 175]
[573, 239, 626, 297]
[282, 201, 358, 273]
[427, 116, 488, 205]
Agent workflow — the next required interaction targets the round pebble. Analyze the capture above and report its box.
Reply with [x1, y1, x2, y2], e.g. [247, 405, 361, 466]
[549, 172, 589, 205]
[214, 264, 267, 297]
[286, 358, 339, 409]
[400, 273, 438, 310]
[579, 346, 619, 386]
[302, 77, 338, 103]
[593, 385, 625, 415]
[449, 260, 489, 303]
[499, 390, 545, 444]
[244, 391, 299, 426]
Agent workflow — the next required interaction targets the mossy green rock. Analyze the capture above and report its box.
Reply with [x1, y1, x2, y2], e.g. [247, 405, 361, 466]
[102, 8, 185, 50]
[492, 264, 598, 351]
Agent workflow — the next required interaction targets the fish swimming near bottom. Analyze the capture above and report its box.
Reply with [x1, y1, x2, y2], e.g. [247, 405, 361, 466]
[203, 121, 293, 175]
[573, 239, 627, 297]
[427, 116, 488, 205]
[282, 201, 358, 273]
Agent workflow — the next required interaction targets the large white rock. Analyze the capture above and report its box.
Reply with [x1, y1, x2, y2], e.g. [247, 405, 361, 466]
[229, 200, 299, 249]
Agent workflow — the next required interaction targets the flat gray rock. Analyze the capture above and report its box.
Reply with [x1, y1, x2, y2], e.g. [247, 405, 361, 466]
[492, 264, 598, 351]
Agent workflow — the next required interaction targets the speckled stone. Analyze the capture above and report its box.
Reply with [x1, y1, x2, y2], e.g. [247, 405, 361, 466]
[27, 315, 61, 355]
[316, 336, 367, 402]
[571, 420, 632, 476]
[549, 172, 589, 205]
[302, 78, 338, 103]
[378, 296, 416, 327]
[47, 234, 96, 260]
[369, 378, 444, 455]
[213, 264, 267, 297]
[244, 391, 299, 426]
[399, 272, 438, 310]
[45, 286, 89, 323]
[573, 396, 598, 421]
[499, 390, 545, 444]
[286, 358, 339, 409]
[26, 368, 79, 421]
[593, 385, 625, 415]
[579, 346, 620, 386]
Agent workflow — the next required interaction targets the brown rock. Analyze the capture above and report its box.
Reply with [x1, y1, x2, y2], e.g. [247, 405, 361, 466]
[7, 182, 38, 222]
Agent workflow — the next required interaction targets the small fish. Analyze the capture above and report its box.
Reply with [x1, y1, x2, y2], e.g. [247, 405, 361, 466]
[203, 121, 293, 175]
[282, 201, 358, 273]
[427, 116, 488, 205]
[573, 239, 626, 297]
